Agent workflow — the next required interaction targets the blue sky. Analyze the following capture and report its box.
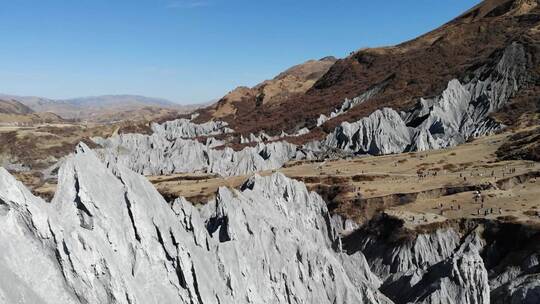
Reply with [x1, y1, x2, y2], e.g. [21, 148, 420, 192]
[0, 0, 480, 104]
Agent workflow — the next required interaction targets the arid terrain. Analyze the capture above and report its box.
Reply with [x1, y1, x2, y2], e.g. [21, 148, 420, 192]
[141, 129, 540, 227]
[0, 115, 182, 196]
[1, 0, 540, 303]
[5, 0, 540, 233]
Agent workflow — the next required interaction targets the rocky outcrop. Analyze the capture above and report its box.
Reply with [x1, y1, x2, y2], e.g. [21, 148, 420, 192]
[321, 42, 529, 155]
[94, 132, 307, 176]
[348, 226, 462, 281]
[407, 41, 528, 150]
[322, 108, 412, 155]
[492, 274, 540, 304]
[342, 218, 490, 304]
[0, 144, 390, 304]
[151, 118, 233, 140]
[2, 144, 537, 303]
[317, 77, 390, 127]
[482, 221, 540, 303]
[240, 131, 273, 144]
[397, 235, 490, 304]
[240, 128, 311, 144]
[243, 42, 528, 157]
[342, 214, 540, 304]
[93, 114, 321, 177]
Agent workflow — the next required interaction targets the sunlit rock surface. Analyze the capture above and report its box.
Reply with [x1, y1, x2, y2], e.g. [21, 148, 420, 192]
[317, 78, 390, 127]
[151, 118, 234, 139]
[94, 133, 308, 176]
[322, 42, 529, 155]
[0, 145, 389, 304]
[1, 145, 538, 303]
[323, 108, 412, 155]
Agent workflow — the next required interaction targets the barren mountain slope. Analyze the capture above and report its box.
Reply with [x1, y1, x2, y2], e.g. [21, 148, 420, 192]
[196, 56, 337, 120]
[195, 0, 540, 139]
[0, 99, 34, 115]
[0, 99, 67, 124]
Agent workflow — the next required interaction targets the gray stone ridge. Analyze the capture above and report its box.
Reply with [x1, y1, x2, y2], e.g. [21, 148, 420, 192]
[93, 134, 312, 176]
[0, 144, 389, 304]
[342, 214, 540, 304]
[320, 42, 529, 155]
[1, 144, 538, 303]
[317, 75, 391, 127]
[151, 118, 234, 140]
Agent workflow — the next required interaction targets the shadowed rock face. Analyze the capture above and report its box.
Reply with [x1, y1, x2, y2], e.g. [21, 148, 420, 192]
[381, 230, 490, 304]
[341, 214, 540, 304]
[0, 144, 391, 304]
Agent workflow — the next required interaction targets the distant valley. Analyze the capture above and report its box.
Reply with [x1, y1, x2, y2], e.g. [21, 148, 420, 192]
[0, 93, 204, 123]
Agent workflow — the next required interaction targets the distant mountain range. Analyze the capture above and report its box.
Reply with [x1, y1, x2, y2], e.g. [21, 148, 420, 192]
[0, 94, 206, 123]
[0, 98, 65, 124]
[0, 99, 34, 115]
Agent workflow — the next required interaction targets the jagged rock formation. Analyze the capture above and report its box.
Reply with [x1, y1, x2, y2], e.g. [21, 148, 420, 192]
[321, 42, 529, 155]
[0, 144, 391, 304]
[2, 144, 519, 304]
[381, 232, 489, 304]
[152, 118, 233, 140]
[240, 128, 310, 144]
[92, 111, 322, 176]
[321, 108, 412, 155]
[240, 131, 274, 144]
[317, 77, 390, 127]
[94, 131, 308, 176]
[2, 145, 537, 303]
[484, 221, 540, 304]
[342, 220, 490, 304]
[397, 230, 489, 304]
[492, 274, 540, 304]
[342, 214, 540, 304]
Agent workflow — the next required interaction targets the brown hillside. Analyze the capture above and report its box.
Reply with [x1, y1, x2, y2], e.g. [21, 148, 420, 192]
[195, 56, 337, 121]
[0, 99, 34, 115]
[195, 0, 540, 140]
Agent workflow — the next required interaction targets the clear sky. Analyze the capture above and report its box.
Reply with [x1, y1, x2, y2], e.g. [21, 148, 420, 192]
[0, 0, 480, 104]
